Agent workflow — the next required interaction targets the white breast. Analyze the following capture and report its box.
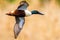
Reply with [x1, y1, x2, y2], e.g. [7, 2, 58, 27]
[25, 10, 32, 16]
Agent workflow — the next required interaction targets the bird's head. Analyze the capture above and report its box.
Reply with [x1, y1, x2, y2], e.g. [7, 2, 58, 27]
[31, 10, 44, 15]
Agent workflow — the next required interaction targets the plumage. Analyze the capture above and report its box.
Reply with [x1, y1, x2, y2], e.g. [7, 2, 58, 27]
[31, 10, 44, 15]
[13, 1, 28, 39]
[6, 1, 29, 39]
[14, 17, 25, 38]
[17, 1, 29, 10]
[6, 1, 44, 39]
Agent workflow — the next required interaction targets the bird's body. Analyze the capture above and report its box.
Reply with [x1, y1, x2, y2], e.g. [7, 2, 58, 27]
[6, 10, 44, 39]
[6, 1, 32, 39]
[6, 1, 44, 39]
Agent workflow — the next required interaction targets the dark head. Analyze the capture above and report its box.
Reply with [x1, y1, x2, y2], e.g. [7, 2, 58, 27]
[20, 1, 29, 7]
[31, 10, 44, 15]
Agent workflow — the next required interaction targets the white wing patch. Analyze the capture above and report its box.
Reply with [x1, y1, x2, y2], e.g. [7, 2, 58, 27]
[25, 10, 32, 16]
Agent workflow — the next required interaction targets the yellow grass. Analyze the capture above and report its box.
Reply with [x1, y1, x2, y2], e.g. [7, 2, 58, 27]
[0, 0, 60, 40]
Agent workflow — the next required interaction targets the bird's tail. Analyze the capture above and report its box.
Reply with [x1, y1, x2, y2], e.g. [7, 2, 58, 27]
[14, 23, 22, 39]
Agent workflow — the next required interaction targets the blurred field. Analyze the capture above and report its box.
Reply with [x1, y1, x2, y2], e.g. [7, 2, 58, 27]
[0, 0, 60, 40]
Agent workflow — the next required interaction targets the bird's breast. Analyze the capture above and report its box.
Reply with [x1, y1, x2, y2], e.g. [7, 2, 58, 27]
[25, 10, 32, 17]
[14, 10, 32, 17]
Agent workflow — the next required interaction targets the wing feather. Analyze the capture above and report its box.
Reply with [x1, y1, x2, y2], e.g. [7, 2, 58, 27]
[14, 17, 25, 39]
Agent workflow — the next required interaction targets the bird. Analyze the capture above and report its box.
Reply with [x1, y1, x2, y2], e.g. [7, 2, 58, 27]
[6, 1, 29, 39]
[6, 1, 44, 39]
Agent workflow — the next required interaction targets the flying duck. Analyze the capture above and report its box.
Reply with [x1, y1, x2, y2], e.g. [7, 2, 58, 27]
[6, 1, 44, 39]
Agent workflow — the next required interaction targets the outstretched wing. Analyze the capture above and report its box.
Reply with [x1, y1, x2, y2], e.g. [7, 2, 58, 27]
[17, 5, 28, 10]
[6, 1, 29, 16]
[14, 17, 25, 39]
[17, 2, 29, 10]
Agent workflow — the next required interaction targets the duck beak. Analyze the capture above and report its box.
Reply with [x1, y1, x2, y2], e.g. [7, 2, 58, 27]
[39, 12, 44, 15]
[40, 13, 44, 15]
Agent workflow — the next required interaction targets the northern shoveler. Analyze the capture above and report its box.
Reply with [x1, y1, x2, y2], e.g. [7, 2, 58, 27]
[6, 1, 44, 39]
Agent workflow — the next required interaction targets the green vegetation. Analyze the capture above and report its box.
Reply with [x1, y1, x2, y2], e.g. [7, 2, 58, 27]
[6, 0, 16, 3]
[56, 0, 60, 6]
